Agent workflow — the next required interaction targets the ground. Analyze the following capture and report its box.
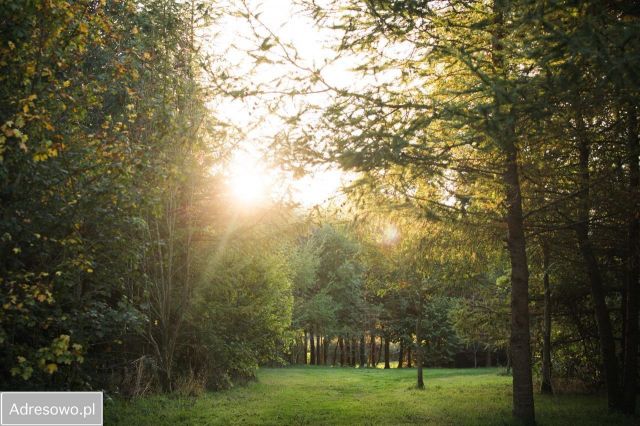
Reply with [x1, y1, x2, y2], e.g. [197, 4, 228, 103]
[105, 366, 636, 425]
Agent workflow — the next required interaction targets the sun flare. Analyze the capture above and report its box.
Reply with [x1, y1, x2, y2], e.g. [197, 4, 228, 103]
[228, 171, 268, 205]
[381, 224, 400, 246]
[224, 149, 354, 209]
[226, 151, 273, 206]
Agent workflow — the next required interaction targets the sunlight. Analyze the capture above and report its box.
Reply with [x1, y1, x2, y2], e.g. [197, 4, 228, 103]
[381, 224, 400, 246]
[223, 148, 354, 209]
[208, 0, 357, 210]
[226, 151, 272, 206]
[229, 170, 268, 205]
[292, 168, 353, 208]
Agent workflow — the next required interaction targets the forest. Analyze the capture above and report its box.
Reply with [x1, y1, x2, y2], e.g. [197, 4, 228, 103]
[0, 0, 638, 425]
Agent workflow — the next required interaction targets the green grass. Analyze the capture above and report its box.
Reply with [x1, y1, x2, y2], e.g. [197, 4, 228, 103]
[105, 366, 636, 425]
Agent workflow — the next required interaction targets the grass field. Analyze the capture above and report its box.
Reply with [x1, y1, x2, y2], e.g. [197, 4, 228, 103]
[105, 366, 636, 425]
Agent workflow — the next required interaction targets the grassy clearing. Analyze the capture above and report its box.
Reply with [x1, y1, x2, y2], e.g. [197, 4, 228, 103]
[105, 366, 636, 425]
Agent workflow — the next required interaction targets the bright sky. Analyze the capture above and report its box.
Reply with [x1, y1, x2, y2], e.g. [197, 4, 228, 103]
[204, 0, 357, 209]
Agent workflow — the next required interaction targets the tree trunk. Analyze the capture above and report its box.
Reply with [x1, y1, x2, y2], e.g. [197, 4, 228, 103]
[384, 336, 390, 369]
[325, 336, 329, 365]
[303, 331, 308, 365]
[351, 337, 357, 367]
[398, 340, 404, 368]
[374, 336, 381, 366]
[503, 140, 535, 422]
[541, 242, 553, 395]
[417, 358, 424, 389]
[316, 335, 321, 365]
[359, 335, 366, 367]
[416, 296, 424, 389]
[339, 336, 345, 366]
[345, 337, 351, 366]
[332, 338, 338, 366]
[310, 330, 316, 365]
[486, 350, 492, 368]
[407, 345, 412, 368]
[575, 129, 622, 411]
[473, 345, 478, 368]
[623, 102, 639, 415]
[492, 1, 534, 422]
[369, 334, 376, 367]
[416, 295, 424, 389]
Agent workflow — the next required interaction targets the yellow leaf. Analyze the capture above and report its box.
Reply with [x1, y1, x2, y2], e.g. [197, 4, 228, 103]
[36, 294, 47, 302]
[63, 80, 71, 88]
[45, 363, 58, 374]
[33, 152, 48, 162]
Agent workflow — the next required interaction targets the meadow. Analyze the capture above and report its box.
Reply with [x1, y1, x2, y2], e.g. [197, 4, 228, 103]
[104, 367, 635, 425]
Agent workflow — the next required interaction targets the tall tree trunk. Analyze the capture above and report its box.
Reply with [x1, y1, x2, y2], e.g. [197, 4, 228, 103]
[310, 330, 316, 365]
[503, 139, 535, 422]
[316, 335, 321, 365]
[345, 337, 351, 366]
[398, 340, 404, 368]
[324, 336, 329, 366]
[359, 335, 366, 367]
[303, 331, 308, 365]
[416, 296, 424, 389]
[384, 336, 390, 369]
[575, 128, 622, 411]
[351, 337, 357, 367]
[541, 242, 553, 395]
[623, 102, 639, 415]
[375, 336, 382, 366]
[486, 350, 492, 368]
[332, 338, 338, 366]
[407, 345, 412, 368]
[339, 336, 345, 366]
[473, 345, 478, 369]
[491, 1, 534, 421]
[369, 334, 376, 367]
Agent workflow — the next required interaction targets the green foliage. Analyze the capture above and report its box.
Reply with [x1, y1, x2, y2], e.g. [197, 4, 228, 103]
[419, 297, 460, 367]
[189, 240, 293, 388]
[0, 0, 288, 395]
[292, 223, 364, 337]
